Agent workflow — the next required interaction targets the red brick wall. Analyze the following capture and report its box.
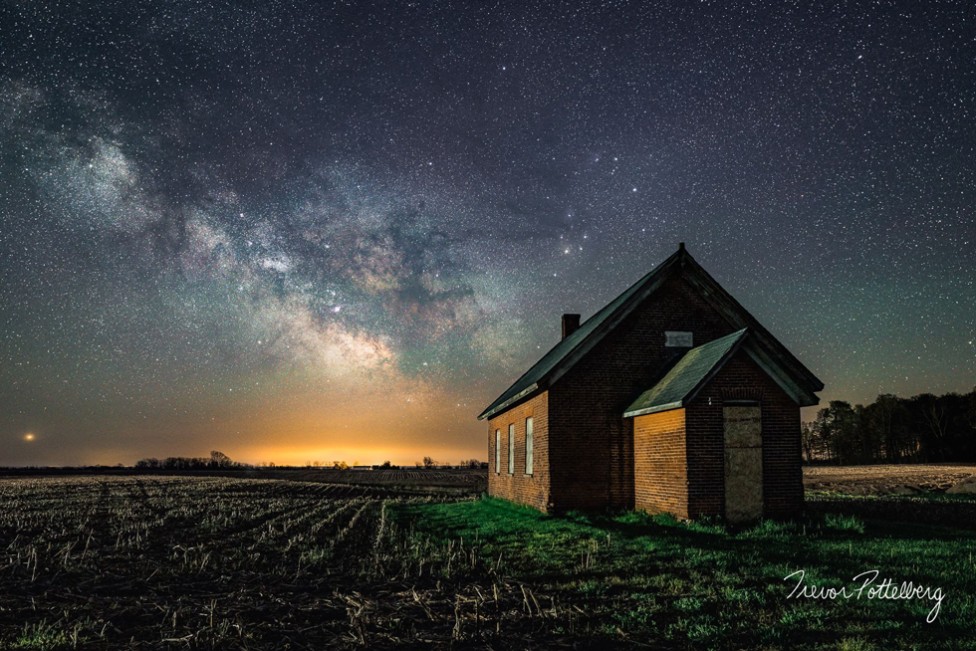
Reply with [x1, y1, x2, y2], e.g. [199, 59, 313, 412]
[633, 409, 688, 518]
[685, 350, 803, 519]
[487, 391, 550, 511]
[485, 270, 807, 518]
[548, 273, 736, 510]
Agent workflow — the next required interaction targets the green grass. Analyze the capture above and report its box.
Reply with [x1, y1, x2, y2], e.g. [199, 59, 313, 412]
[3, 477, 972, 649]
[10, 622, 72, 650]
[393, 497, 976, 649]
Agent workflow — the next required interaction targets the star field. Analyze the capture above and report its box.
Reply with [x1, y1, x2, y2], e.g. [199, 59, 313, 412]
[1, 1, 974, 465]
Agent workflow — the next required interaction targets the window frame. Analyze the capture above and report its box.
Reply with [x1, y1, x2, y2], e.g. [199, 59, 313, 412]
[494, 429, 500, 474]
[524, 416, 534, 476]
[507, 423, 515, 475]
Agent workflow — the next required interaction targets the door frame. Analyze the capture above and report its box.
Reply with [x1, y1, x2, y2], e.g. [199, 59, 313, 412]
[723, 401, 763, 522]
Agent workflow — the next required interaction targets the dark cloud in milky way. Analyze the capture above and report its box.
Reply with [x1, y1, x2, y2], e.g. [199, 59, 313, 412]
[1, 1, 974, 465]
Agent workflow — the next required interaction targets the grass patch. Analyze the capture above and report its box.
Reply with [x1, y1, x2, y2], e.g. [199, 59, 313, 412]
[10, 622, 72, 650]
[393, 496, 976, 649]
[823, 512, 866, 534]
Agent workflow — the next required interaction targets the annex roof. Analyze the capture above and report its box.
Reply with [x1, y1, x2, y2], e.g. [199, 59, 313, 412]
[478, 244, 823, 421]
[622, 329, 748, 417]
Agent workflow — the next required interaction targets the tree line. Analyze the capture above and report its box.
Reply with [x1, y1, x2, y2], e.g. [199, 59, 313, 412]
[134, 451, 488, 471]
[802, 389, 976, 464]
[134, 450, 244, 470]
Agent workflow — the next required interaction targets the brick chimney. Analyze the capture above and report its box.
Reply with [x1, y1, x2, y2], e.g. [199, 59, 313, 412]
[561, 313, 581, 340]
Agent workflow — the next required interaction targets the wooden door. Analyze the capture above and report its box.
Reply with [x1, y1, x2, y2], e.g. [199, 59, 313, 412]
[724, 406, 763, 522]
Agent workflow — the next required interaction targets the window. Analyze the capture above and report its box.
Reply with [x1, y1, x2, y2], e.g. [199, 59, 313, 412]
[525, 417, 534, 475]
[494, 429, 500, 474]
[508, 424, 515, 474]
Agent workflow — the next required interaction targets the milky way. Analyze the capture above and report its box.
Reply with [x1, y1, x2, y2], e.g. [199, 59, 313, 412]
[1, 1, 974, 465]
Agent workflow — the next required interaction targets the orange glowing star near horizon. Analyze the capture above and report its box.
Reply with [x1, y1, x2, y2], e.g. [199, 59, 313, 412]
[23, 432, 35, 442]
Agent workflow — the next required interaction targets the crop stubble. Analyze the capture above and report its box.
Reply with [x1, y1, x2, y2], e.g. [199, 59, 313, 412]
[0, 476, 572, 649]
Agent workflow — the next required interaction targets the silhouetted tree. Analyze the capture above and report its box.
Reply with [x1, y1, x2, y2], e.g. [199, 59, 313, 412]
[800, 422, 817, 462]
[803, 389, 976, 464]
[911, 393, 950, 461]
[209, 450, 233, 468]
[811, 401, 859, 463]
[861, 394, 911, 461]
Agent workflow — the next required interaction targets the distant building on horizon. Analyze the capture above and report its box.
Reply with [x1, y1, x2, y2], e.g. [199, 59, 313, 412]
[478, 244, 823, 522]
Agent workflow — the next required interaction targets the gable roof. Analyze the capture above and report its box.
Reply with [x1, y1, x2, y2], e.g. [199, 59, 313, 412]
[478, 244, 823, 421]
[623, 329, 748, 417]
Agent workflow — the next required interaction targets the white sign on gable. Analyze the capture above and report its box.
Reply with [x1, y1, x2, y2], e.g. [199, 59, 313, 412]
[665, 331, 693, 347]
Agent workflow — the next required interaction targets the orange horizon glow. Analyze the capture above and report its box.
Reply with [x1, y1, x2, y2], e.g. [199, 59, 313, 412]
[234, 443, 486, 468]
[3, 365, 495, 468]
[39, 445, 487, 469]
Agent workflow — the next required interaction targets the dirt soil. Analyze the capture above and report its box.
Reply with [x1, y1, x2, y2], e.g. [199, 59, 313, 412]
[804, 464, 976, 495]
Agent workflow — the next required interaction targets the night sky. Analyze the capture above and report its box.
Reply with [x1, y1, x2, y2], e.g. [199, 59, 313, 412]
[2, 1, 973, 467]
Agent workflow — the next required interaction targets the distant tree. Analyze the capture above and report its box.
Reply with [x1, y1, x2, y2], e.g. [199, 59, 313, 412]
[800, 423, 816, 462]
[939, 392, 973, 461]
[379, 460, 392, 468]
[423, 456, 436, 469]
[832, 401, 861, 463]
[801, 388, 976, 465]
[967, 387, 976, 431]
[811, 401, 860, 463]
[853, 404, 879, 462]
[210, 450, 233, 468]
[911, 393, 950, 461]
[332, 460, 348, 470]
[965, 388, 976, 460]
[861, 394, 911, 462]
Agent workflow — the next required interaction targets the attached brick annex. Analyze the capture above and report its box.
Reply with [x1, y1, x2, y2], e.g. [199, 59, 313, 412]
[478, 244, 823, 522]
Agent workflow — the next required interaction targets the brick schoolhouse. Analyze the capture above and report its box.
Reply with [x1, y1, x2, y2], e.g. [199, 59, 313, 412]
[478, 244, 823, 522]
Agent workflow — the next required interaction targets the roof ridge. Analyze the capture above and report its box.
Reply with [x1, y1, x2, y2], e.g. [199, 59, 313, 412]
[477, 247, 686, 420]
[478, 245, 822, 421]
[677, 254, 824, 391]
